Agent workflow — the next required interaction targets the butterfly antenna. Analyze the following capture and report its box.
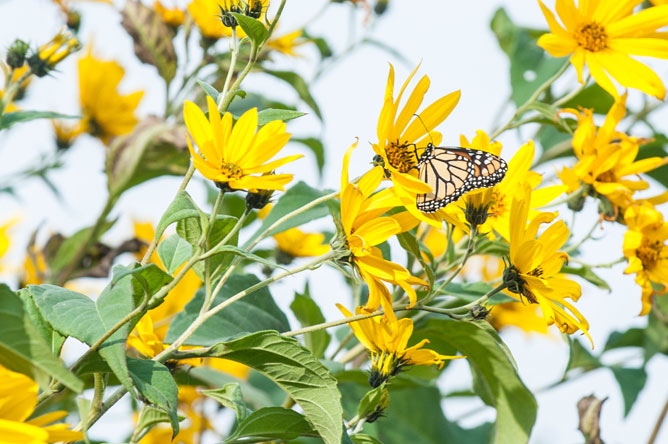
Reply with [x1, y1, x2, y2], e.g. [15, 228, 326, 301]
[413, 113, 435, 146]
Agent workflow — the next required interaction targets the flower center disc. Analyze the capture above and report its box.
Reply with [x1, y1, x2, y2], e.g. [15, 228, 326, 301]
[222, 162, 244, 179]
[575, 23, 607, 52]
[637, 238, 662, 268]
[385, 142, 417, 173]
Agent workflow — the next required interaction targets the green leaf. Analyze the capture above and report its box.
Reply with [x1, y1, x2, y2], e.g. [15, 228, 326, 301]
[397, 232, 434, 290]
[201, 383, 249, 423]
[0, 110, 80, 130]
[211, 245, 289, 271]
[637, 134, 668, 189]
[290, 283, 330, 358]
[17, 287, 66, 355]
[76, 397, 92, 444]
[610, 367, 647, 417]
[418, 319, 537, 444]
[263, 70, 322, 119]
[157, 234, 193, 274]
[156, 191, 203, 240]
[178, 215, 238, 282]
[134, 406, 176, 440]
[225, 407, 317, 443]
[31, 268, 142, 394]
[256, 108, 305, 125]
[292, 137, 325, 176]
[128, 358, 180, 436]
[165, 274, 290, 346]
[440, 282, 514, 305]
[644, 291, 668, 361]
[206, 331, 343, 444]
[0, 285, 84, 393]
[248, 181, 331, 244]
[565, 337, 601, 375]
[560, 83, 615, 114]
[231, 13, 268, 46]
[604, 328, 644, 352]
[490, 8, 566, 106]
[48, 220, 116, 274]
[350, 434, 383, 444]
[562, 265, 611, 291]
[196, 79, 220, 102]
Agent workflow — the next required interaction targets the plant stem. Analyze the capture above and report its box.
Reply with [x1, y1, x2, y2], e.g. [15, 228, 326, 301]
[490, 59, 570, 140]
[54, 194, 117, 286]
[140, 164, 196, 266]
[564, 218, 600, 254]
[219, 27, 238, 110]
[648, 394, 668, 444]
[76, 386, 128, 431]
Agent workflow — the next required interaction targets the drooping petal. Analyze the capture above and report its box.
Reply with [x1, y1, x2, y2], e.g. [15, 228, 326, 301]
[595, 50, 666, 99]
[586, 52, 619, 98]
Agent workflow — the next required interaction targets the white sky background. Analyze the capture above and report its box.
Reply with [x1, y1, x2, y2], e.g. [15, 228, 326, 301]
[1, 0, 668, 443]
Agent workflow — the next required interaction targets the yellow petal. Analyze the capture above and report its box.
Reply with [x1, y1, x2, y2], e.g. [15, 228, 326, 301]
[586, 52, 619, 98]
[556, 0, 582, 30]
[358, 166, 384, 198]
[607, 5, 668, 37]
[227, 108, 258, 164]
[390, 75, 430, 142]
[609, 37, 668, 58]
[230, 174, 294, 192]
[184, 100, 219, 165]
[595, 50, 665, 99]
[0, 420, 48, 443]
[243, 154, 303, 174]
[0, 365, 38, 422]
[354, 217, 401, 246]
[538, 34, 578, 56]
[593, 0, 643, 24]
[341, 141, 358, 192]
[537, 0, 570, 36]
[571, 50, 587, 83]
[402, 90, 460, 145]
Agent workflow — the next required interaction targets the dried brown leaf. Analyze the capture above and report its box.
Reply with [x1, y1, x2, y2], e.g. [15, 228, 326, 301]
[578, 394, 607, 444]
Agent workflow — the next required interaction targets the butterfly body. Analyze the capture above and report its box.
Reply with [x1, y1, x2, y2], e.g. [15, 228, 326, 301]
[416, 143, 507, 213]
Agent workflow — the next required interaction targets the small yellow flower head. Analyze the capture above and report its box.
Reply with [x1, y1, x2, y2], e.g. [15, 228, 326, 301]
[338, 305, 463, 387]
[188, 0, 268, 39]
[505, 183, 593, 346]
[537, 0, 668, 99]
[339, 141, 427, 321]
[154, 1, 186, 27]
[372, 62, 461, 228]
[0, 364, 84, 443]
[265, 30, 308, 57]
[28, 28, 81, 77]
[51, 119, 84, 150]
[623, 202, 668, 315]
[78, 48, 144, 143]
[274, 228, 330, 260]
[185, 96, 301, 192]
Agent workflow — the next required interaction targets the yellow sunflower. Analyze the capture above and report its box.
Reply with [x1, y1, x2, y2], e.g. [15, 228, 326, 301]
[0, 219, 15, 268]
[372, 63, 461, 228]
[185, 96, 301, 192]
[154, 1, 185, 27]
[78, 49, 144, 143]
[537, 0, 668, 99]
[557, 94, 667, 212]
[458, 131, 565, 240]
[265, 30, 308, 57]
[338, 305, 462, 387]
[505, 183, 592, 345]
[339, 141, 427, 321]
[273, 228, 330, 258]
[188, 0, 268, 40]
[0, 364, 83, 443]
[623, 202, 668, 315]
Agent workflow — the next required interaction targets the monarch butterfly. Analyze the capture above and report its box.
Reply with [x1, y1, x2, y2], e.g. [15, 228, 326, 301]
[416, 143, 508, 213]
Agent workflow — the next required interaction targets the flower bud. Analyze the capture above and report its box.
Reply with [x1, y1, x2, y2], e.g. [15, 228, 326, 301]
[245, 186, 274, 210]
[28, 28, 81, 77]
[6, 39, 29, 69]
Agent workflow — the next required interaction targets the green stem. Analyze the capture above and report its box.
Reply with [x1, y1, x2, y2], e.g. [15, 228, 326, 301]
[263, 0, 287, 47]
[140, 164, 196, 266]
[648, 393, 668, 444]
[0, 70, 31, 115]
[129, 405, 148, 444]
[553, 76, 589, 107]
[54, 194, 117, 286]
[155, 250, 341, 360]
[219, 27, 238, 110]
[76, 386, 128, 431]
[570, 257, 625, 269]
[490, 59, 570, 140]
[564, 218, 600, 254]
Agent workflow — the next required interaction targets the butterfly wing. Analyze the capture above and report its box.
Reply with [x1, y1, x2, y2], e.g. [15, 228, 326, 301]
[416, 147, 507, 213]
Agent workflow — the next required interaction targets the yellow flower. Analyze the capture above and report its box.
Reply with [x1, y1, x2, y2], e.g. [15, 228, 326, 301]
[1, 65, 31, 112]
[188, 0, 268, 40]
[490, 302, 550, 335]
[0, 364, 83, 443]
[623, 202, 668, 315]
[372, 63, 461, 228]
[0, 219, 16, 268]
[265, 29, 307, 56]
[78, 48, 144, 143]
[557, 94, 667, 213]
[459, 131, 565, 240]
[339, 141, 427, 321]
[51, 120, 84, 150]
[128, 313, 171, 358]
[185, 96, 301, 192]
[338, 305, 462, 387]
[33, 28, 80, 73]
[154, 1, 185, 27]
[22, 248, 48, 286]
[505, 183, 592, 346]
[274, 228, 330, 258]
[537, 0, 668, 99]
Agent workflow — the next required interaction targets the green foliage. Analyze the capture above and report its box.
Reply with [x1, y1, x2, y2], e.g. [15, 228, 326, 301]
[563, 265, 612, 292]
[560, 83, 615, 114]
[157, 234, 194, 274]
[17, 287, 66, 355]
[637, 134, 668, 189]
[165, 274, 290, 345]
[263, 70, 322, 119]
[418, 319, 537, 444]
[256, 108, 305, 125]
[292, 137, 326, 177]
[207, 331, 343, 444]
[291, 283, 331, 358]
[48, 219, 116, 275]
[0, 285, 83, 392]
[231, 13, 268, 47]
[225, 407, 317, 443]
[196, 79, 220, 102]
[0, 110, 80, 130]
[156, 191, 204, 241]
[610, 367, 647, 417]
[128, 358, 180, 436]
[202, 383, 249, 422]
[441, 282, 514, 305]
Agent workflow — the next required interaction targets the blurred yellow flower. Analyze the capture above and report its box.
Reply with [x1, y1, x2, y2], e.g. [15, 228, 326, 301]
[30, 28, 80, 76]
[51, 119, 84, 150]
[265, 30, 307, 56]
[274, 228, 330, 257]
[537, 0, 668, 99]
[78, 49, 144, 143]
[154, 1, 185, 27]
[623, 202, 668, 315]
[557, 94, 667, 212]
[22, 248, 48, 286]
[372, 63, 461, 228]
[338, 305, 462, 387]
[506, 184, 592, 346]
[0, 364, 83, 443]
[490, 302, 550, 335]
[185, 96, 301, 192]
[340, 141, 426, 321]
[459, 132, 565, 240]
[188, 0, 268, 40]
[0, 219, 15, 268]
